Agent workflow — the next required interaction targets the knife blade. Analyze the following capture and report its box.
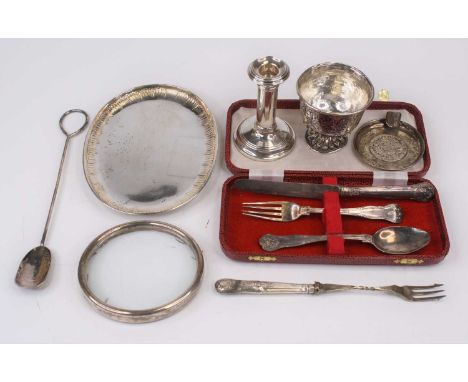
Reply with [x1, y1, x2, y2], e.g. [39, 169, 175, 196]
[234, 179, 338, 198]
[233, 179, 434, 201]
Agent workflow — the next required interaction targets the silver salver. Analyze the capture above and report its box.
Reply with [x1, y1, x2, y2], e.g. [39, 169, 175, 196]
[83, 84, 217, 214]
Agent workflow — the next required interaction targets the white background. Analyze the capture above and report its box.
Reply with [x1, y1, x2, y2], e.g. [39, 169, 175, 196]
[1, 39, 467, 343]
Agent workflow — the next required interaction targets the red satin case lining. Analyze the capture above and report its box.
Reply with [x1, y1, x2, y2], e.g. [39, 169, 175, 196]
[220, 176, 449, 265]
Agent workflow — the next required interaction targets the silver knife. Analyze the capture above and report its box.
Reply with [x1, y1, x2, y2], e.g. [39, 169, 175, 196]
[233, 179, 434, 201]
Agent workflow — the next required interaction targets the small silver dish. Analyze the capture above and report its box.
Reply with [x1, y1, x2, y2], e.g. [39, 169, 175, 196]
[353, 111, 425, 171]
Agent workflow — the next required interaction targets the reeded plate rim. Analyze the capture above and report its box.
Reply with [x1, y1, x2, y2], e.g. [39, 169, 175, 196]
[353, 118, 426, 171]
[83, 84, 218, 214]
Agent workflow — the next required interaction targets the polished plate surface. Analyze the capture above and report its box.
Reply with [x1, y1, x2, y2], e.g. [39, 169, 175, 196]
[353, 117, 425, 171]
[83, 85, 217, 214]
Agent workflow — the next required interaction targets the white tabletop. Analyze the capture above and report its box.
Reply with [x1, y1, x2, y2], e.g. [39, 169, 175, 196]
[1, 39, 467, 343]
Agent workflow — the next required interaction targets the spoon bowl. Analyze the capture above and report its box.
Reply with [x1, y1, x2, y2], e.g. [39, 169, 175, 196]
[372, 226, 430, 254]
[15, 246, 51, 288]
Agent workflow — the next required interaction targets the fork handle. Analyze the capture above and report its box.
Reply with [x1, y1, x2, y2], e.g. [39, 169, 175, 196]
[215, 279, 315, 294]
[304, 204, 402, 222]
[215, 279, 384, 295]
[338, 204, 403, 223]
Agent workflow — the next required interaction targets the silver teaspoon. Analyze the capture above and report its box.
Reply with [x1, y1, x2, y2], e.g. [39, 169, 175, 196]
[15, 109, 89, 289]
[259, 226, 430, 254]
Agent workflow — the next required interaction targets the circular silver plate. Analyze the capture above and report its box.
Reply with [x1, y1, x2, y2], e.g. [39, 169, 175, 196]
[353, 118, 425, 171]
[83, 84, 217, 214]
[78, 221, 204, 323]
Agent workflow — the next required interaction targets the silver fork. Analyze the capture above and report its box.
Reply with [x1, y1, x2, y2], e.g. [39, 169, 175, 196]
[242, 201, 403, 223]
[215, 279, 445, 302]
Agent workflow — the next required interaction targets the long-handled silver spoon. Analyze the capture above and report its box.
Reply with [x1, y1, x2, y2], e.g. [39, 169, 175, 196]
[15, 109, 89, 288]
[259, 226, 430, 254]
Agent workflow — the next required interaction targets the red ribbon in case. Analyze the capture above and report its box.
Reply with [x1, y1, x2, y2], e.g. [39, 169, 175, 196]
[322, 177, 345, 255]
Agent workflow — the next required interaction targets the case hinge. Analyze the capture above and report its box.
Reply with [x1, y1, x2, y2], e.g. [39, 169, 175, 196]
[249, 169, 285, 181]
[372, 171, 408, 186]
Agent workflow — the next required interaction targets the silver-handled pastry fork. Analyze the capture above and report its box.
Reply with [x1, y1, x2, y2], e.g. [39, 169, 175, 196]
[242, 201, 403, 223]
[215, 279, 445, 302]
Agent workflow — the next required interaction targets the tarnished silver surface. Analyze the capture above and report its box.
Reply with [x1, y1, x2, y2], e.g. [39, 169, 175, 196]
[234, 179, 435, 201]
[297, 62, 374, 153]
[242, 201, 402, 223]
[215, 279, 445, 301]
[78, 221, 204, 324]
[354, 111, 425, 170]
[16, 109, 89, 289]
[15, 246, 51, 289]
[259, 226, 430, 254]
[234, 56, 295, 161]
[83, 84, 217, 214]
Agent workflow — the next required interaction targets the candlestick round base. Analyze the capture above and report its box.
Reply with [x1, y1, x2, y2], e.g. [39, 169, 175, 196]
[234, 115, 295, 161]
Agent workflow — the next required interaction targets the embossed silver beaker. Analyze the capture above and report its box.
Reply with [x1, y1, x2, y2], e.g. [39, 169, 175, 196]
[234, 56, 295, 161]
[297, 62, 374, 153]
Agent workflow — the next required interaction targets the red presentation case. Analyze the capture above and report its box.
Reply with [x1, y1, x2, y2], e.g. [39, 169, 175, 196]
[219, 99, 450, 266]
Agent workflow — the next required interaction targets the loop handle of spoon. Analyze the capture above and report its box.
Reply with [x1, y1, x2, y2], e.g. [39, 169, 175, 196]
[59, 109, 89, 138]
[41, 109, 89, 245]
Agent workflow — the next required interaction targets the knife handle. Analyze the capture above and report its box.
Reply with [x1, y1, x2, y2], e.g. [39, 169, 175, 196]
[215, 279, 314, 294]
[338, 182, 434, 202]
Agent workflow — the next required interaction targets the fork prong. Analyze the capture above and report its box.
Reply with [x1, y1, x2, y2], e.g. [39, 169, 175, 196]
[407, 283, 444, 290]
[242, 205, 283, 211]
[242, 201, 288, 205]
[412, 295, 446, 302]
[242, 213, 282, 222]
[242, 210, 282, 217]
[412, 290, 445, 296]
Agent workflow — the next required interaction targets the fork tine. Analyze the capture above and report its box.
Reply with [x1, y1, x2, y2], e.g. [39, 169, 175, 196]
[412, 295, 446, 302]
[242, 210, 282, 217]
[242, 201, 288, 205]
[242, 205, 283, 211]
[242, 213, 282, 222]
[412, 290, 445, 296]
[406, 283, 443, 289]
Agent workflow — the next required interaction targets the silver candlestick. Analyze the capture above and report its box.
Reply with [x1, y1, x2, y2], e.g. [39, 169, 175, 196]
[234, 56, 295, 161]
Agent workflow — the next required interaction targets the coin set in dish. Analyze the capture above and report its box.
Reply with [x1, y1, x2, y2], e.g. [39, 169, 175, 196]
[14, 57, 448, 324]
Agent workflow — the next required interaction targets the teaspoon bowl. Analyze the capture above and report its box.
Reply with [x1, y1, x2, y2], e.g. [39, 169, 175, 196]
[372, 226, 430, 254]
[15, 246, 51, 288]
